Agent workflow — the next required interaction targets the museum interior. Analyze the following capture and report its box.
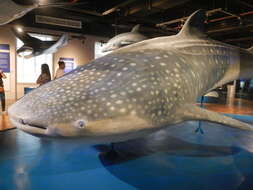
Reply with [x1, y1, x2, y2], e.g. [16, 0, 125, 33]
[1, 0, 253, 189]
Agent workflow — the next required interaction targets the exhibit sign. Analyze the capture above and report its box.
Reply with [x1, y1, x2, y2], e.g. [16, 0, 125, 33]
[59, 57, 75, 73]
[0, 44, 10, 73]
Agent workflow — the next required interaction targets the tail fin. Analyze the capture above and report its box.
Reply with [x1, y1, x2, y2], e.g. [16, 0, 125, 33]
[16, 45, 34, 58]
[11, 27, 40, 43]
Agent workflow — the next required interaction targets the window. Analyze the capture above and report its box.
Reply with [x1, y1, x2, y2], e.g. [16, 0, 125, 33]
[16, 33, 53, 83]
[94, 41, 108, 59]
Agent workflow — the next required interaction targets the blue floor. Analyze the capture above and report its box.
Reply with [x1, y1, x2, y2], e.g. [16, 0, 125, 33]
[1, 114, 253, 190]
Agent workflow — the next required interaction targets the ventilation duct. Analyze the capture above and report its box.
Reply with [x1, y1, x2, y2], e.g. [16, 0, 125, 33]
[35, 15, 82, 29]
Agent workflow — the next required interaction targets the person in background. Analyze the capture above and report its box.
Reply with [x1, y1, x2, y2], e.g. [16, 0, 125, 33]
[54, 61, 65, 79]
[36, 63, 51, 86]
[0, 69, 6, 113]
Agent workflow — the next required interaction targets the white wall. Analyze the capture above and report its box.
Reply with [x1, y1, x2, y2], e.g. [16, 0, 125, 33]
[54, 36, 96, 69]
[53, 35, 107, 74]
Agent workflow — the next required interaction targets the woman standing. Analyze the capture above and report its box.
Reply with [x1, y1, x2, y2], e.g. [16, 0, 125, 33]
[0, 69, 6, 113]
[36, 63, 51, 86]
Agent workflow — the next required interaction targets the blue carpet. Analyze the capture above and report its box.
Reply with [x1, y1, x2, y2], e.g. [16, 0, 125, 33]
[1, 114, 253, 190]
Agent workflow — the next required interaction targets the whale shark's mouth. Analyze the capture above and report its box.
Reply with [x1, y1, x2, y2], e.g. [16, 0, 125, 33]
[9, 116, 48, 137]
[20, 119, 46, 129]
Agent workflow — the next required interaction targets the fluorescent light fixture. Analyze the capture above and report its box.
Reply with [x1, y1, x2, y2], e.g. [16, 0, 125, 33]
[38, 0, 48, 4]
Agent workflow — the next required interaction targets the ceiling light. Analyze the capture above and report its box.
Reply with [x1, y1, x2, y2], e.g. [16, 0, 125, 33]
[16, 26, 23, 33]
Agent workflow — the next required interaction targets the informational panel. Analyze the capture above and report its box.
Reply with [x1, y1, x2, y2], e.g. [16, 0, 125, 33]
[0, 44, 10, 72]
[59, 57, 75, 73]
[0, 44, 10, 91]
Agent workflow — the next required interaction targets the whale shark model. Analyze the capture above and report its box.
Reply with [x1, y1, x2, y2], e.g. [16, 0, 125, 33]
[13, 28, 69, 58]
[0, 0, 81, 26]
[8, 10, 253, 143]
[102, 24, 147, 52]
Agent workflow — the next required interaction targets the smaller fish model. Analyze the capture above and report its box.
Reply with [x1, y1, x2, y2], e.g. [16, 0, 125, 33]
[13, 28, 68, 58]
[102, 24, 147, 52]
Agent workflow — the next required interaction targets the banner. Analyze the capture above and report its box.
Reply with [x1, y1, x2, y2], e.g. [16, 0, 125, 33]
[0, 44, 10, 73]
[59, 57, 75, 73]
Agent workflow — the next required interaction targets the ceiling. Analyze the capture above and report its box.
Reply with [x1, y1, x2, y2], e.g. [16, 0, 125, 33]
[11, 0, 253, 48]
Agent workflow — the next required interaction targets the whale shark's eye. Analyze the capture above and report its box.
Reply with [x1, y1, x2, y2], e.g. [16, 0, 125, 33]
[75, 120, 86, 129]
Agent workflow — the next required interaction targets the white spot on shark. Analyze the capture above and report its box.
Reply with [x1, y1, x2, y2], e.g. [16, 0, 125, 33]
[111, 94, 117, 98]
[116, 100, 123, 104]
[120, 108, 126, 113]
[130, 110, 136, 115]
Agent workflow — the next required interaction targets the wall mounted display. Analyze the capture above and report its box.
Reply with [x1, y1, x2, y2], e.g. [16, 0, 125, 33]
[0, 44, 10, 73]
[60, 57, 75, 73]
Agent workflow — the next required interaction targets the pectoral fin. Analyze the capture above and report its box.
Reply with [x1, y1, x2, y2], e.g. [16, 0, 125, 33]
[180, 104, 253, 131]
[119, 41, 133, 46]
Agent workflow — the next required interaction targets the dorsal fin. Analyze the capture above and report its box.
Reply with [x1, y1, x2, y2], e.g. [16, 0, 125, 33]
[178, 9, 206, 38]
[131, 24, 140, 33]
